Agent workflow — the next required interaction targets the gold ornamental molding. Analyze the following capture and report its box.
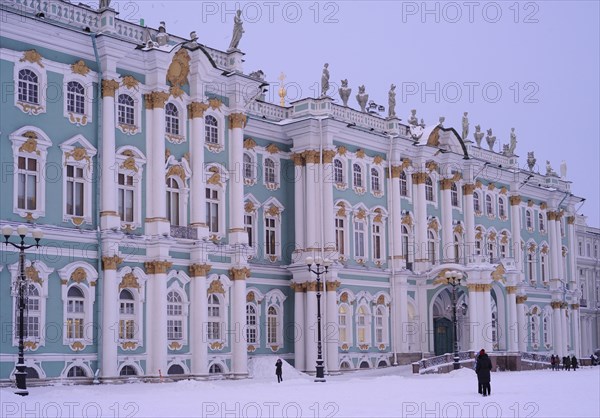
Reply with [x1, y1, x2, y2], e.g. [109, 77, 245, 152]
[18, 137, 40, 155]
[188, 102, 209, 119]
[247, 345, 256, 352]
[244, 201, 256, 213]
[144, 91, 170, 109]
[102, 255, 123, 270]
[291, 153, 304, 166]
[509, 195, 522, 206]
[400, 158, 412, 170]
[210, 342, 224, 350]
[336, 202, 347, 217]
[491, 264, 505, 282]
[453, 224, 464, 235]
[337, 145, 347, 156]
[243, 138, 257, 150]
[208, 280, 225, 294]
[359, 344, 370, 351]
[487, 183, 496, 191]
[322, 149, 337, 164]
[70, 267, 88, 284]
[246, 291, 255, 302]
[20, 50, 44, 67]
[24, 341, 38, 351]
[70, 341, 85, 351]
[229, 267, 251, 280]
[266, 143, 280, 154]
[426, 160, 438, 172]
[306, 281, 323, 292]
[500, 186, 508, 195]
[390, 166, 402, 178]
[341, 343, 349, 351]
[340, 292, 349, 303]
[229, 113, 247, 129]
[527, 200, 534, 207]
[355, 209, 367, 220]
[291, 282, 306, 292]
[326, 281, 341, 291]
[412, 172, 428, 185]
[516, 295, 528, 304]
[166, 165, 186, 182]
[428, 218, 439, 231]
[475, 180, 483, 189]
[303, 149, 319, 164]
[121, 75, 139, 90]
[71, 60, 90, 76]
[355, 149, 366, 159]
[169, 341, 182, 350]
[571, 304, 580, 310]
[462, 183, 475, 195]
[550, 301, 562, 309]
[190, 263, 212, 277]
[119, 272, 140, 290]
[121, 341, 138, 350]
[401, 213, 413, 226]
[440, 178, 454, 190]
[540, 202, 548, 210]
[506, 286, 517, 294]
[25, 266, 42, 284]
[208, 98, 222, 111]
[145, 260, 173, 275]
[466, 283, 478, 292]
[266, 205, 280, 217]
[101, 79, 120, 98]
[567, 216, 576, 225]
[376, 295, 386, 305]
[167, 48, 191, 98]
[64, 147, 91, 167]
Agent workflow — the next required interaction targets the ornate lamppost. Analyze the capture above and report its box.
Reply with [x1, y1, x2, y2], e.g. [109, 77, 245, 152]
[306, 256, 331, 382]
[2, 224, 43, 396]
[445, 270, 463, 370]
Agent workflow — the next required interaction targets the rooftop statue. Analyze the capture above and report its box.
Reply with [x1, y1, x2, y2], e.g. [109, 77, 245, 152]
[99, 0, 111, 9]
[228, 10, 244, 51]
[473, 125, 484, 147]
[321, 63, 330, 97]
[560, 160, 567, 179]
[388, 84, 396, 118]
[527, 152, 536, 172]
[438, 116, 445, 127]
[508, 127, 517, 155]
[546, 160, 557, 176]
[356, 85, 368, 113]
[486, 128, 496, 151]
[462, 112, 469, 140]
[408, 109, 418, 126]
[339, 79, 351, 107]
[156, 21, 169, 47]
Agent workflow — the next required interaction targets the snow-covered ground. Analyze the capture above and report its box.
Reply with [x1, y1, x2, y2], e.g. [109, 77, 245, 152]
[1, 358, 599, 417]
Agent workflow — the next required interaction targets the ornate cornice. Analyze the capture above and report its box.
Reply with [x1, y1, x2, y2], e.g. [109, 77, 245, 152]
[101, 79, 120, 98]
[145, 260, 173, 274]
[102, 255, 123, 270]
[229, 113, 247, 129]
[229, 267, 251, 280]
[188, 102, 209, 119]
[189, 263, 212, 277]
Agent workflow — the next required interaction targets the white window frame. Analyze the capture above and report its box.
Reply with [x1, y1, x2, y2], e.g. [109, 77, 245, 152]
[355, 303, 372, 346]
[166, 290, 185, 342]
[428, 229, 437, 264]
[205, 164, 229, 239]
[116, 266, 147, 347]
[399, 170, 410, 198]
[370, 167, 383, 197]
[60, 135, 97, 225]
[206, 275, 231, 349]
[335, 215, 349, 260]
[164, 101, 186, 144]
[166, 270, 190, 347]
[9, 260, 53, 349]
[425, 176, 435, 202]
[538, 212, 546, 233]
[352, 162, 366, 194]
[10, 127, 52, 220]
[353, 217, 367, 261]
[246, 303, 259, 345]
[450, 183, 460, 207]
[371, 213, 387, 264]
[116, 84, 142, 135]
[57, 262, 98, 348]
[498, 196, 507, 219]
[115, 147, 146, 229]
[262, 198, 284, 262]
[264, 289, 287, 350]
[473, 191, 482, 214]
[486, 194, 495, 218]
[205, 111, 225, 152]
[63, 71, 94, 126]
[338, 303, 353, 346]
[263, 156, 280, 190]
[374, 303, 389, 347]
[333, 158, 346, 187]
[529, 307, 540, 346]
[525, 209, 534, 231]
[542, 309, 552, 347]
[14, 60, 47, 115]
[243, 152, 257, 185]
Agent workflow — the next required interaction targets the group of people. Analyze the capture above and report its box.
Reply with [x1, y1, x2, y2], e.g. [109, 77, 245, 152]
[475, 349, 493, 396]
[550, 355, 579, 371]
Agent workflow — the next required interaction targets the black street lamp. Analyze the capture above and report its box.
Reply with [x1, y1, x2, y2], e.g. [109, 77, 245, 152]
[445, 270, 463, 370]
[2, 224, 43, 396]
[306, 256, 331, 382]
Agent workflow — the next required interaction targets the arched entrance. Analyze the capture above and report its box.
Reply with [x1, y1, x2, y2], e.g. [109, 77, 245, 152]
[432, 286, 468, 356]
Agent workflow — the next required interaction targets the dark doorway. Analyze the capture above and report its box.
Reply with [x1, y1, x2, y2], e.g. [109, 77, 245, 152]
[434, 317, 453, 356]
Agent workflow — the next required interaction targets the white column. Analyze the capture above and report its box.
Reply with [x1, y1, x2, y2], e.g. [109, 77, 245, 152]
[304, 151, 319, 252]
[516, 296, 528, 352]
[566, 216, 577, 286]
[464, 185, 476, 260]
[100, 251, 121, 378]
[145, 261, 170, 377]
[417, 284, 429, 353]
[305, 283, 317, 373]
[560, 305, 568, 355]
[469, 286, 481, 352]
[440, 179, 454, 263]
[507, 287, 519, 352]
[396, 277, 409, 353]
[412, 173, 428, 269]
[100, 80, 120, 230]
[230, 268, 248, 377]
[189, 103, 208, 236]
[292, 154, 305, 252]
[571, 304, 581, 358]
[552, 302, 563, 357]
[482, 284, 493, 352]
[548, 212, 560, 282]
[190, 264, 210, 376]
[293, 283, 306, 371]
[509, 196, 522, 273]
[390, 167, 404, 269]
[322, 150, 336, 256]
[555, 213, 564, 280]
[325, 279, 339, 373]
[145, 105, 155, 219]
[228, 113, 247, 244]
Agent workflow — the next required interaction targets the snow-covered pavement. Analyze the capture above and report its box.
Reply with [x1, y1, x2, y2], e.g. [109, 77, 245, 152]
[1, 358, 598, 417]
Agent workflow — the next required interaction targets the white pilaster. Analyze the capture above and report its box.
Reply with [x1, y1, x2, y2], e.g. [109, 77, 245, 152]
[145, 261, 170, 377]
[509, 196, 522, 274]
[293, 283, 306, 371]
[100, 79, 120, 230]
[190, 263, 210, 376]
[516, 296, 528, 352]
[325, 279, 339, 373]
[413, 173, 428, 269]
[440, 179, 454, 262]
[228, 113, 247, 245]
[231, 274, 248, 377]
[305, 284, 317, 373]
[100, 248, 121, 378]
[189, 103, 209, 238]
[464, 185, 476, 260]
[292, 155, 305, 252]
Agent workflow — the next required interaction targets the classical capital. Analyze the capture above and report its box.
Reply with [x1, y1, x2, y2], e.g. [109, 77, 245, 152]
[550, 300, 562, 309]
[101, 79, 120, 98]
[303, 149, 319, 164]
[516, 295, 528, 304]
[506, 286, 517, 294]
[412, 172, 428, 185]
[306, 281, 323, 292]
[326, 280, 341, 291]
[189, 263, 212, 277]
[462, 183, 475, 195]
[291, 153, 305, 166]
[188, 102, 210, 119]
[291, 282, 306, 292]
[229, 113, 247, 129]
[145, 260, 173, 274]
[440, 178, 454, 190]
[570, 303, 580, 310]
[102, 255, 123, 270]
[547, 211, 557, 221]
[390, 165, 402, 178]
[229, 266, 251, 280]
[144, 91, 170, 109]
[566, 216, 575, 225]
[322, 150, 337, 164]
[509, 195, 522, 206]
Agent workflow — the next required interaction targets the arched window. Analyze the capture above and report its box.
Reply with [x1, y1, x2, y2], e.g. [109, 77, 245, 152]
[530, 310, 539, 345]
[264, 158, 276, 184]
[371, 168, 380, 192]
[526, 210, 533, 229]
[375, 306, 385, 344]
[243, 153, 253, 180]
[357, 305, 369, 344]
[334, 159, 344, 184]
[527, 253, 535, 282]
[167, 291, 183, 341]
[209, 363, 222, 374]
[542, 314, 550, 345]
[428, 230, 436, 264]
[246, 304, 257, 344]
[399, 171, 408, 197]
[118, 94, 135, 126]
[264, 214, 278, 258]
[401, 225, 410, 262]
[168, 364, 185, 375]
[498, 197, 506, 218]
[205, 186, 220, 233]
[66, 81, 85, 114]
[205, 115, 218, 144]
[18, 69, 39, 104]
[17, 284, 41, 339]
[207, 294, 221, 341]
[120, 365, 137, 376]
[450, 183, 459, 207]
[335, 216, 346, 256]
[372, 221, 383, 261]
[454, 234, 461, 263]
[166, 177, 180, 226]
[538, 213, 545, 232]
[67, 366, 87, 377]
[165, 103, 179, 135]
[118, 171, 135, 223]
[267, 306, 279, 345]
[338, 305, 349, 344]
[119, 290, 135, 340]
[473, 192, 481, 212]
[66, 286, 85, 340]
[540, 252, 548, 282]
[354, 219, 366, 258]
[245, 212, 254, 247]
[486, 195, 494, 216]
[425, 177, 434, 202]
[353, 164, 363, 188]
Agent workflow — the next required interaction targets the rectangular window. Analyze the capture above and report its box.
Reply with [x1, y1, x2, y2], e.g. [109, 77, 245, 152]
[118, 173, 135, 222]
[354, 221, 365, 258]
[245, 215, 254, 247]
[66, 165, 85, 216]
[167, 319, 183, 340]
[206, 188, 219, 233]
[373, 224, 382, 260]
[335, 218, 345, 254]
[17, 156, 37, 210]
[265, 217, 276, 256]
[119, 319, 135, 340]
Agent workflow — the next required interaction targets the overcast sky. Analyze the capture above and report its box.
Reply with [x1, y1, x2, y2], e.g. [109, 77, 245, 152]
[113, 0, 599, 227]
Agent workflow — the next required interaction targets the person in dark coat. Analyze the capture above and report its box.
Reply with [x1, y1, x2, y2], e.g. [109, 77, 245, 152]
[275, 358, 283, 383]
[571, 355, 578, 371]
[475, 349, 492, 396]
[550, 355, 556, 371]
[474, 354, 483, 394]
[563, 356, 571, 371]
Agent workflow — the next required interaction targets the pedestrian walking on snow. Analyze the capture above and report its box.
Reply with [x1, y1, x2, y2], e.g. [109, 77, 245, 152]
[275, 358, 283, 383]
[475, 349, 492, 397]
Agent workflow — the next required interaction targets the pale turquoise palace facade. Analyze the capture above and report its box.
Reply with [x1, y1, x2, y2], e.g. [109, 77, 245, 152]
[0, 0, 588, 383]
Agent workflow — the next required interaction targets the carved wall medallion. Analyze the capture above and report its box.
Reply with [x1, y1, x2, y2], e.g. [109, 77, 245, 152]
[70, 341, 85, 351]
[243, 138, 257, 149]
[244, 201, 255, 213]
[20, 50, 44, 67]
[71, 60, 90, 76]
[71, 267, 88, 284]
[266, 205, 280, 217]
[266, 143, 279, 154]
[208, 280, 225, 294]
[18, 137, 40, 155]
[119, 272, 140, 289]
